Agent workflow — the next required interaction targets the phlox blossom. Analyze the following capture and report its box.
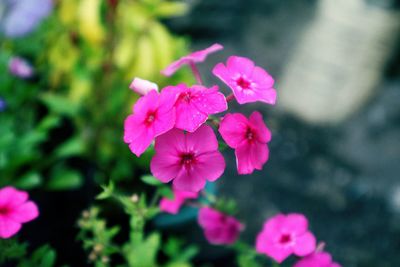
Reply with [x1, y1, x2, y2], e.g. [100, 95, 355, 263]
[150, 125, 225, 192]
[198, 207, 243, 245]
[294, 251, 342, 267]
[256, 213, 316, 263]
[213, 56, 276, 104]
[0, 186, 39, 239]
[163, 84, 227, 132]
[159, 187, 198, 214]
[8, 57, 34, 78]
[219, 111, 271, 174]
[161, 43, 223, 76]
[129, 77, 158, 95]
[124, 90, 176, 157]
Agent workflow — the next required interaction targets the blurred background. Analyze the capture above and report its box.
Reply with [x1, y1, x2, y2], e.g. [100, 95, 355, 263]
[1, 0, 400, 266]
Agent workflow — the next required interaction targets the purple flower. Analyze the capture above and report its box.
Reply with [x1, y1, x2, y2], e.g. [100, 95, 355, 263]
[1, 0, 53, 38]
[0, 98, 6, 112]
[8, 57, 34, 78]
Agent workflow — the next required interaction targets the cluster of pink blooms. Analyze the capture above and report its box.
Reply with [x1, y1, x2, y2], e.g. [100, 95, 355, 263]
[125, 44, 340, 266]
[0, 186, 38, 239]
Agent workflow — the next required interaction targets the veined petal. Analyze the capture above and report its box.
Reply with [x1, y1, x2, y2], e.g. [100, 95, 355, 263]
[227, 56, 255, 76]
[195, 151, 225, 182]
[192, 85, 227, 115]
[173, 168, 206, 193]
[186, 125, 219, 153]
[219, 113, 248, 148]
[249, 111, 271, 143]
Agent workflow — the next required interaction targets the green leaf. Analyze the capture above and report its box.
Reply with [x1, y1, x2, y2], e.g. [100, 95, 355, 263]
[96, 181, 115, 200]
[158, 186, 174, 199]
[15, 172, 42, 189]
[47, 166, 83, 190]
[54, 137, 85, 158]
[40, 93, 80, 117]
[140, 175, 162, 186]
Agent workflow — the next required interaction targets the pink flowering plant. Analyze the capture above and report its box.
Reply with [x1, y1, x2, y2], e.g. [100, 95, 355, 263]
[108, 43, 341, 267]
[0, 43, 343, 267]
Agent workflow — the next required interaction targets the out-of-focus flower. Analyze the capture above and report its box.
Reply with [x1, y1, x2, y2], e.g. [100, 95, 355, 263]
[0, 98, 6, 112]
[0, 0, 53, 38]
[0, 186, 39, 239]
[151, 125, 225, 192]
[8, 57, 34, 78]
[161, 43, 223, 76]
[124, 90, 176, 157]
[219, 111, 271, 174]
[213, 56, 276, 105]
[129, 77, 159, 95]
[293, 251, 342, 267]
[163, 84, 227, 132]
[198, 207, 243, 245]
[256, 213, 316, 263]
[159, 186, 198, 214]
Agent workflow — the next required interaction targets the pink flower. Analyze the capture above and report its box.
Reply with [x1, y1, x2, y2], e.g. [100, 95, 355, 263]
[161, 43, 223, 76]
[8, 57, 34, 78]
[212, 56, 276, 105]
[256, 213, 317, 263]
[150, 125, 225, 192]
[219, 111, 271, 174]
[159, 187, 198, 214]
[129, 77, 159, 95]
[198, 207, 243, 245]
[163, 84, 227, 132]
[0, 186, 39, 239]
[294, 251, 342, 267]
[124, 90, 176, 157]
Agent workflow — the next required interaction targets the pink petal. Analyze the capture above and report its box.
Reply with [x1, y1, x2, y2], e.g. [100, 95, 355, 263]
[254, 87, 277, 105]
[293, 252, 333, 267]
[293, 231, 316, 256]
[219, 113, 248, 148]
[186, 125, 219, 154]
[282, 213, 308, 235]
[249, 111, 271, 143]
[151, 130, 184, 183]
[161, 44, 223, 76]
[133, 89, 159, 115]
[235, 141, 269, 175]
[212, 63, 231, 85]
[127, 125, 154, 157]
[251, 66, 274, 88]
[173, 168, 206, 192]
[0, 216, 22, 239]
[261, 214, 286, 240]
[150, 153, 181, 183]
[129, 78, 159, 95]
[174, 100, 208, 132]
[256, 233, 293, 264]
[0, 187, 28, 208]
[8, 201, 39, 223]
[123, 114, 146, 143]
[227, 56, 255, 76]
[198, 207, 222, 229]
[191, 85, 227, 115]
[189, 43, 223, 62]
[194, 151, 225, 182]
[159, 197, 185, 214]
[331, 263, 342, 267]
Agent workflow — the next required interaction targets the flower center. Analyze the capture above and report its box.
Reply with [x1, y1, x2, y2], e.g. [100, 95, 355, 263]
[178, 92, 192, 103]
[145, 111, 156, 126]
[180, 153, 196, 167]
[0, 206, 10, 216]
[245, 128, 255, 142]
[279, 234, 292, 244]
[236, 77, 251, 90]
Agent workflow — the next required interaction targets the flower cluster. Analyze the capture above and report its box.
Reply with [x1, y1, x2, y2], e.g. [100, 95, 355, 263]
[124, 44, 340, 266]
[124, 43, 276, 193]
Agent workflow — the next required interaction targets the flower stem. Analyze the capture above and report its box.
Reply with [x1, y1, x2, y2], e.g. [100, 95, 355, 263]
[189, 62, 203, 85]
[225, 93, 235, 102]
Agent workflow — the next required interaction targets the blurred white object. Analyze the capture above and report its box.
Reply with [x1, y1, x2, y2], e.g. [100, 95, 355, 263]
[129, 77, 159, 95]
[278, 0, 400, 124]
